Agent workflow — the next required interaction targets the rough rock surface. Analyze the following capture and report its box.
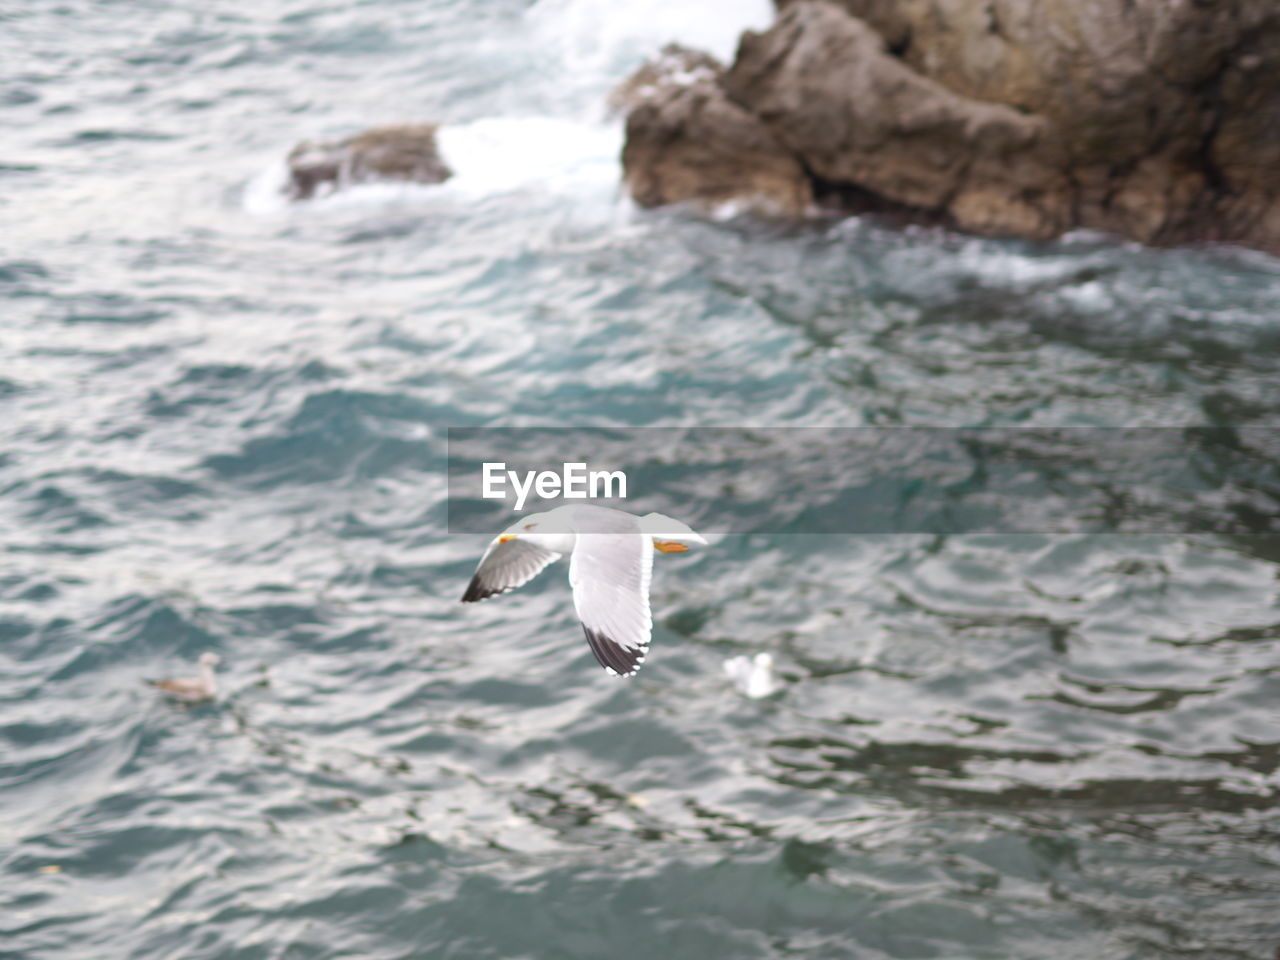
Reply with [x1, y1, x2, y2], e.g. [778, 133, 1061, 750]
[623, 0, 1280, 252]
[618, 46, 812, 218]
[608, 44, 724, 116]
[287, 124, 452, 200]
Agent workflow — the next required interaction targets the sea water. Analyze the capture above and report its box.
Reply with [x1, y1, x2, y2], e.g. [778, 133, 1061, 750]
[2, 1, 1279, 957]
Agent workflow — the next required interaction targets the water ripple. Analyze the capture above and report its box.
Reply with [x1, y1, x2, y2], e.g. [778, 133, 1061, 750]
[1, 0, 1279, 957]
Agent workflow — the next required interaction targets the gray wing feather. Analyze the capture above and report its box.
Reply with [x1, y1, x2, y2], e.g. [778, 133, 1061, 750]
[461, 538, 560, 602]
[568, 531, 653, 677]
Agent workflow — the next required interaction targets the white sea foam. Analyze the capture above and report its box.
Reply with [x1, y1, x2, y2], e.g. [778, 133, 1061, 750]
[244, 0, 776, 214]
[528, 0, 774, 87]
[436, 116, 622, 199]
[240, 159, 291, 216]
[241, 117, 624, 216]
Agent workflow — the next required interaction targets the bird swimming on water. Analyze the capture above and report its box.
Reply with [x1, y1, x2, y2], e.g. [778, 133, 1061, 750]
[147, 652, 221, 702]
[461, 504, 706, 677]
[723, 652, 783, 699]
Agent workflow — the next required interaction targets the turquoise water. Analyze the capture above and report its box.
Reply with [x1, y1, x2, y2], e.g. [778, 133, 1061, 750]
[3, 2, 1279, 958]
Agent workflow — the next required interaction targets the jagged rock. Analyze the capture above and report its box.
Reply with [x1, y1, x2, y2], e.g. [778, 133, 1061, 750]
[608, 44, 724, 115]
[619, 47, 812, 218]
[623, 0, 1280, 253]
[286, 124, 452, 200]
[777, 0, 912, 54]
[727, 4, 1064, 238]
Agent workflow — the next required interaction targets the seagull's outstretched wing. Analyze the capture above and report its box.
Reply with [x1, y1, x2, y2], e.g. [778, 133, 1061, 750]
[461, 538, 561, 602]
[569, 531, 654, 677]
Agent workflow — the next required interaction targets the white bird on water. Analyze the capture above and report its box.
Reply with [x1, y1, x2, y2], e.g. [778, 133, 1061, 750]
[147, 652, 221, 702]
[461, 504, 706, 677]
[723, 652, 782, 699]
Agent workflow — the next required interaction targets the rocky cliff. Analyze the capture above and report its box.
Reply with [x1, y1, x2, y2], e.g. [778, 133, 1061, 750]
[621, 0, 1280, 253]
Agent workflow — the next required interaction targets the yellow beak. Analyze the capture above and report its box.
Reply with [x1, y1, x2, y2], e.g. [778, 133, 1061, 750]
[498, 534, 517, 543]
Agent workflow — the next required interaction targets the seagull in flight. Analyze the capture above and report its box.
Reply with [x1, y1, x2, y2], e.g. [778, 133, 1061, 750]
[461, 504, 706, 677]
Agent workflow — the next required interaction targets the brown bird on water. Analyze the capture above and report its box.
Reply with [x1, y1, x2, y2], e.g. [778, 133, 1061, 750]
[146, 652, 221, 703]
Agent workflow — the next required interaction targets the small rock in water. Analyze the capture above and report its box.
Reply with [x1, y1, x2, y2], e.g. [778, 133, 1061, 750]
[286, 123, 453, 200]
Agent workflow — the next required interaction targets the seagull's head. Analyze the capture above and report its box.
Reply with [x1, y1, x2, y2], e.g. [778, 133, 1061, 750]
[495, 512, 575, 553]
[497, 512, 546, 543]
[199, 652, 222, 668]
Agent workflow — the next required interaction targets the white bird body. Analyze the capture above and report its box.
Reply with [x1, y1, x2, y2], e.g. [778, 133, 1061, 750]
[148, 652, 221, 702]
[461, 504, 706, 677]
[723, 653, 782, 699]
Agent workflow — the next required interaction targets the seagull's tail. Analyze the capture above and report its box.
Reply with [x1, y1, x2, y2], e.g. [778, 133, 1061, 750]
[638, 512, 707, 545]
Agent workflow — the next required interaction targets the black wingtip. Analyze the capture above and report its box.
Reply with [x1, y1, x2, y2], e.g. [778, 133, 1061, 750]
[461, 575, 492, 603]
[583, 625, 645, 678]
